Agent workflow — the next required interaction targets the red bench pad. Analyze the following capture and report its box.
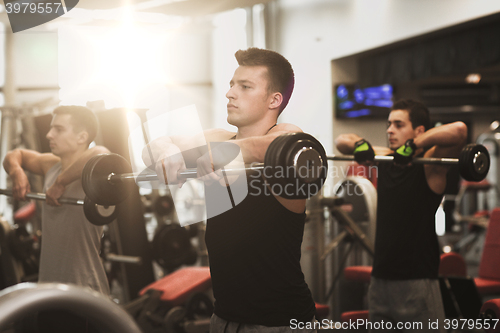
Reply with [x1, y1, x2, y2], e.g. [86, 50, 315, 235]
[315, 303, 329, 320]
[14, 202, 36, 224]
[340, 310, 369, 322]
[344, 266, 372, 283]
[139, 267, 212, 306]
[474, 277, 500, 295]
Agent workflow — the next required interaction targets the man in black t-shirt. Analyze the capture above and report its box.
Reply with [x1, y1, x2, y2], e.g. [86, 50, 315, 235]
[144, 48, 316, 332]
[335, 99, 467, 332]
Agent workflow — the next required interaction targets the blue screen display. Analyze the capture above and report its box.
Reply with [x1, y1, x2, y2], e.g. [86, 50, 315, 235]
[335, 84, 394, 118]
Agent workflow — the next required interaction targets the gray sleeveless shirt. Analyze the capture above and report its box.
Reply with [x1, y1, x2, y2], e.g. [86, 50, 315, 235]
[40, 162, 110, 295]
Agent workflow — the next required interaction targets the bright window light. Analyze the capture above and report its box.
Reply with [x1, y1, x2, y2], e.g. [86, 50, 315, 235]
[58, 20, 171, 109]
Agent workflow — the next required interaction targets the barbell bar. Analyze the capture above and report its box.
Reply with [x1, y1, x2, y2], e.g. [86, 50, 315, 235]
[82, 133, 490, 207]
[0, 189, 84, 205]
[326, 143, 490, 182]
[328, 155, 458, 165]
[0, 189, 117, 226]
[109, 164, 266, 183]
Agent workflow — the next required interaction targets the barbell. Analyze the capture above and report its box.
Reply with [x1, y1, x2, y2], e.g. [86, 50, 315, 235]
[81, 132, 328, 206]
[81, 133, 490, 209]
[0, 189, 117, 226]
[327, 143, 490, 182]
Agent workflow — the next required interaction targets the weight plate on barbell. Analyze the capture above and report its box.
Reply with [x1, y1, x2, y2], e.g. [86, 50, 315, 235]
[275, 133, 303, 195]
[285, 137, 326, 184]
[265, 133, 327, 199]
[82, 154, 133, 206]
[287, 134, 327, 198]
[83, 196, 118, 226]
[264, 134, 294, 197]
[458, 144, 490, 182]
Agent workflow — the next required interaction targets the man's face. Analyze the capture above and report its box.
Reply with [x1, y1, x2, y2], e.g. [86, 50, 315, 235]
[225, 65, 273, 127]
[386, 110, 419, 150]
[46, 114, 82, 157]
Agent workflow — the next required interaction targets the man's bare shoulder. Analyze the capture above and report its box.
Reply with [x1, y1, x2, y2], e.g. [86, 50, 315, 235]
[203, 128, 236, 142]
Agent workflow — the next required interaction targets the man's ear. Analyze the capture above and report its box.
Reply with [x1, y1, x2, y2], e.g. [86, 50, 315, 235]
[414, 125, 426, 137]
[269, 92, 283, 111]
[77, 131, 89, 145]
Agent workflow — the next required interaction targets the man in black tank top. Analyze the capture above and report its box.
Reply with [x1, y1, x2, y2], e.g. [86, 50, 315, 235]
[335, 100, 467, 332]
[144, 48, 317, 332]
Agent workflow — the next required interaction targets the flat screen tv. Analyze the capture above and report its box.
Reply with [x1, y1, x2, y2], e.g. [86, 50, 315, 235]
[335, 84, 394, 119]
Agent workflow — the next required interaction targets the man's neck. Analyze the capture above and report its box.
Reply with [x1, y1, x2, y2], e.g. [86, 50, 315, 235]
[59, 147, 87, 171]
[235, 120, 277, 140]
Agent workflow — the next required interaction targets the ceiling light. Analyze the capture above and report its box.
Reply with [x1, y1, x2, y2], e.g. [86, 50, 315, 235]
[465, 73, 481, 84]
[491, 120, 500, 131]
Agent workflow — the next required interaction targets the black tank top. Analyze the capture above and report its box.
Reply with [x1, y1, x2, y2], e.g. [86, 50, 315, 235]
[204, 174, 316, 326]
[372, 155, 443, 279]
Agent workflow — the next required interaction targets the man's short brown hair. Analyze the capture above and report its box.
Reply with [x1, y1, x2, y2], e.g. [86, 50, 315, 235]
[392, 99, 431, 131]
[235, 48, 294, 113]
[53, 105, 99, 144]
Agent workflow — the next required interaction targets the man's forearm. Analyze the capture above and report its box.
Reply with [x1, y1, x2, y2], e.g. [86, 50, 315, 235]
[3, 150, 23, 176]
[335, 134, 364, 155]
[232, 131, 290, 164]
[413, 122, 467, 149]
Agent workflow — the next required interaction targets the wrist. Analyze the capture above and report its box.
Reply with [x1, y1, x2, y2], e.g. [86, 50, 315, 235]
[405, 139, 417, 156]
[354, 138, 367, 148]
[396, 139, 417, 157]
[405, 139, 417, 152]
[9, 166, 24, 178]
[54, 176, 66, 188]
[354, 138, 371, 152]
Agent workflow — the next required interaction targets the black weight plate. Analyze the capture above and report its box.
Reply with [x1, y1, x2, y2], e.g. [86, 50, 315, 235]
[263, 134, 288, 189]
[294, 135, 328, 180]
[277, 133, 328, 199]
[458, 144, 490, 182]
[277, 134, 297, 175]
[154, 195, 175, 217]
[152, 224, 192, 271]
[276, 133, 301, 190]
[184, 292, 214, 319]
[162, 306, 187, 332]
[82, 154, 133, 206]
[269, 134, 294, 195]
[81, 155, 100, 205]
[458, 144, 473, 181]
[83, 196, 117, 226]
[263, 137, 276, 173]
[264, 133, 287, 176]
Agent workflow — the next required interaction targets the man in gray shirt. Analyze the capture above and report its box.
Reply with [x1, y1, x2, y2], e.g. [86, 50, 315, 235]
[3, 105, 110, 333]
